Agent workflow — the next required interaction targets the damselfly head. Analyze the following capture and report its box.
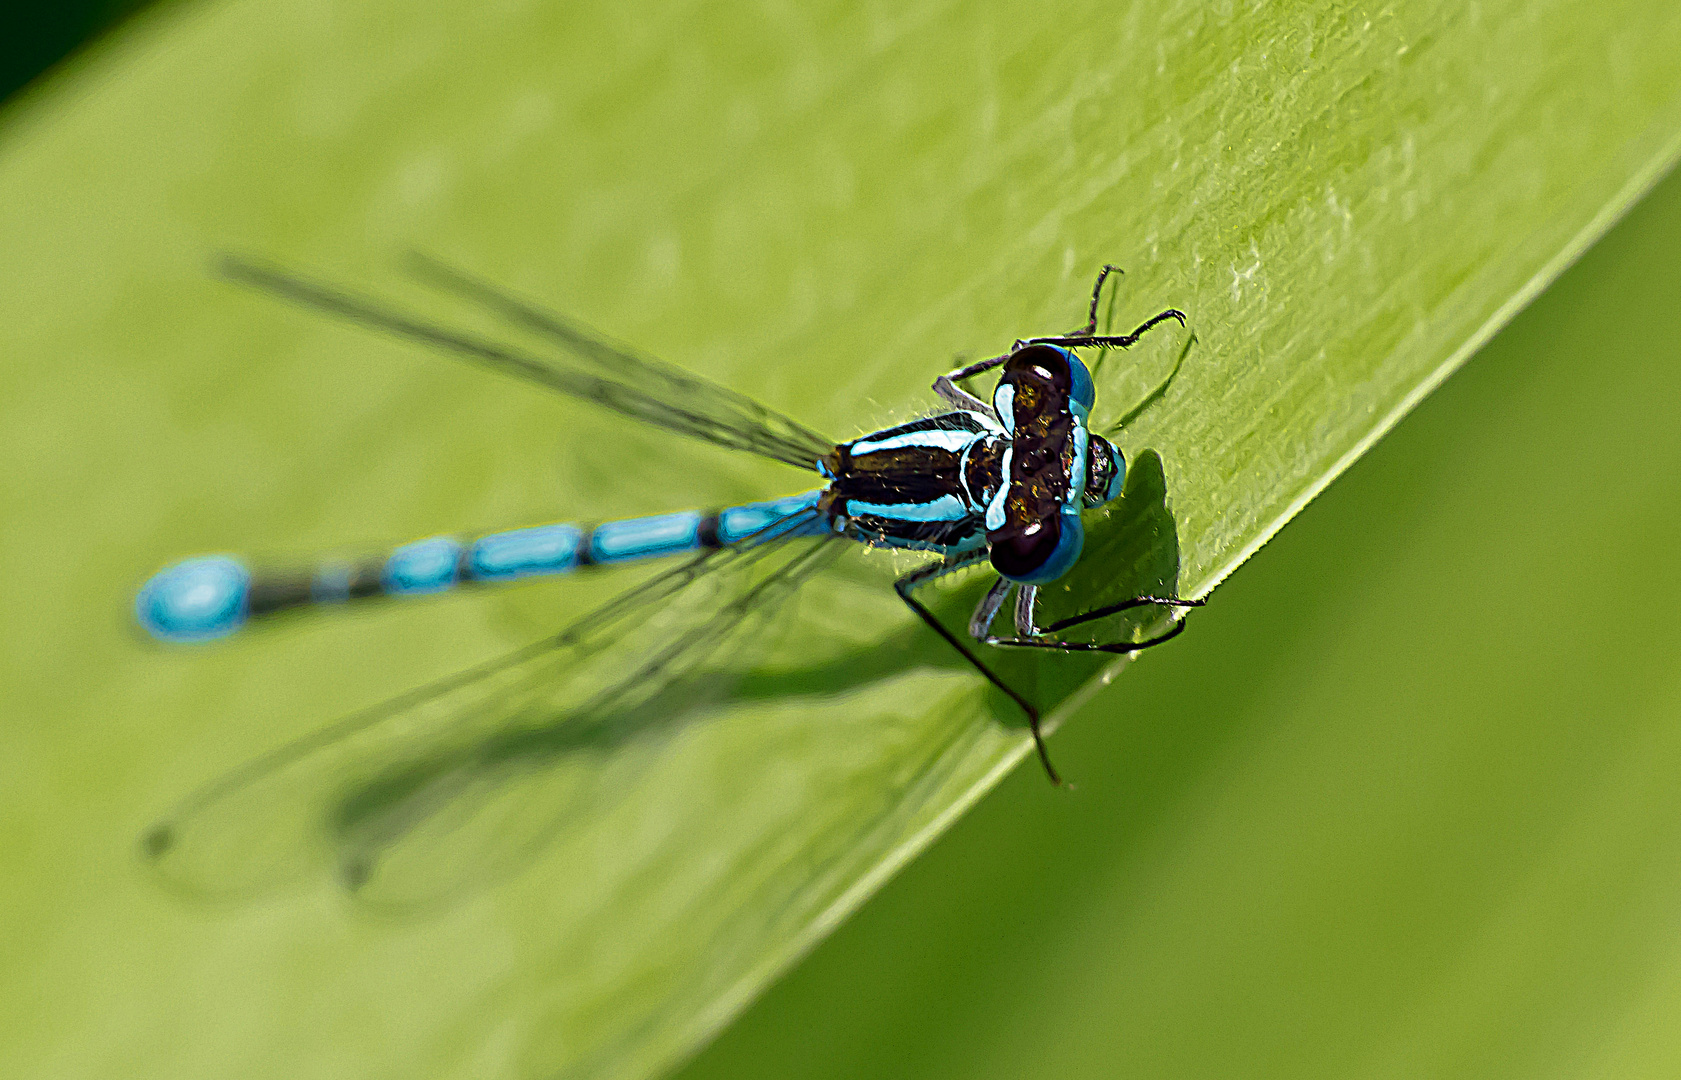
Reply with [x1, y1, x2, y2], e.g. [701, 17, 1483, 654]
[981, 343, 1102, 585]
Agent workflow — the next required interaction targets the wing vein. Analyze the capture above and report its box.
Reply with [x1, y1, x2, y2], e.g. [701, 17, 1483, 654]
[219, 255, 836, 470]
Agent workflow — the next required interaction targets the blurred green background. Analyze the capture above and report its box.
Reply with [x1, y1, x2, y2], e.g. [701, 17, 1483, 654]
[6, 3, 1681, 1080]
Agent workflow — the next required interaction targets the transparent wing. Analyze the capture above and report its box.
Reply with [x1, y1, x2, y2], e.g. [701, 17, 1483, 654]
[220, 254, 837, 471]
[143, 510, 842, 912]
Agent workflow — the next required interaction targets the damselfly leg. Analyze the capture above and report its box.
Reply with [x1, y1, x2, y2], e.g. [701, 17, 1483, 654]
[1030, 261, 1186, 349]
[976, 584, 1204, 654]
[896, 563, 1203, 786]
[891, 553, 1067, 784]
[1069, 263, 1125, 338]
[932, 264, 1186, 407]
[1020, 306, 1186, 351]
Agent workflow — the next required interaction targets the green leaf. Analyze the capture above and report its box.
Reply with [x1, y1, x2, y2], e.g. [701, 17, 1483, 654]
[2, 4, 1678, 1080]
[676, 127, 1681, 1080]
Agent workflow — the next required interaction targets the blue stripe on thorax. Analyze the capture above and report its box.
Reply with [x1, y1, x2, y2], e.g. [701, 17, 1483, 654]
[849, 426, 989, 456]
[845, 493, 970, 522]
[984, 445, 1012, 531]
[844, 411, 1001, 456]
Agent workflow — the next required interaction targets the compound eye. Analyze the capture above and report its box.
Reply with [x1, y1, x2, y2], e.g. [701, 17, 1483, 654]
[1083, 435, 1127, 507]
[1065, 352, 1095, 413]
[1004, 344, 1072, 390]
[1105, 445, 1127, 502]
[989, 510, 1086, 585]
[996, 344, 1080, 437]
[990, 517, 1060, 580]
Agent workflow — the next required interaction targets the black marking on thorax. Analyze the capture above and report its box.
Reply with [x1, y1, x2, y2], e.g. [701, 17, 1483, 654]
[822, 413, 991, 510]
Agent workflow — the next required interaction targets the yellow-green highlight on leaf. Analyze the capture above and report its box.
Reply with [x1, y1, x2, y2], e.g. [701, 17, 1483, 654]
[1, 2, 1678, 1080]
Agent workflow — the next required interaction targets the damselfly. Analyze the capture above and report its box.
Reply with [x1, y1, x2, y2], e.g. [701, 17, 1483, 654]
[138, 258, 1199, 894]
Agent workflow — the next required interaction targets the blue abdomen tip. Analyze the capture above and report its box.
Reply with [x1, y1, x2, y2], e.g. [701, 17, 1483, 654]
[136, 556, 251, 642]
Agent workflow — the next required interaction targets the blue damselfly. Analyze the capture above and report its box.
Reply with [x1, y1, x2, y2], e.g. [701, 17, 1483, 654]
[137, 258, 1199, 896]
